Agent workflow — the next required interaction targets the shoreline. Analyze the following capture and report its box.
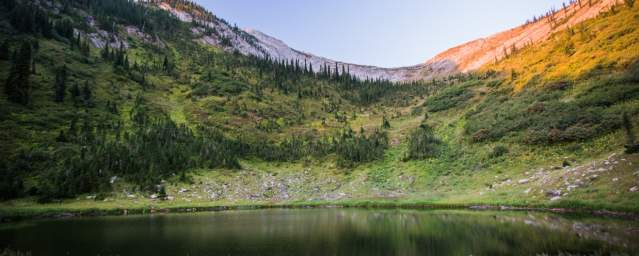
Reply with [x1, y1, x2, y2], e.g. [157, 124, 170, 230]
[2, 200, 638, 223]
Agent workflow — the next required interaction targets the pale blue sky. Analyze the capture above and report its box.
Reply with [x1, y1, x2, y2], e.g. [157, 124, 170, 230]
[198, 1, 567, 68]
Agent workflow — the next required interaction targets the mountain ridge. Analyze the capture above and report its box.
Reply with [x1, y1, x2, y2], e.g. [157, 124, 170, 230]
[151, 0, 620, 81]
[428, 0, 620, 73]
[2, 0, 639, 220]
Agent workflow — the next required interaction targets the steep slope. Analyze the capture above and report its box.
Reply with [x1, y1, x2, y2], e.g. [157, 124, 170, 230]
[487, 2, 639, 91]
[153, 0, 621, 82]
[0, 0, 436, 201]
[1, 0, 639, 216]
[154, 1, 426, 81]
[425, 0, 620, 74]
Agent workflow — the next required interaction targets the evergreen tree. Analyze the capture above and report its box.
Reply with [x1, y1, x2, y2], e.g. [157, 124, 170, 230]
[82, 80, 92, 106]
[101, 43, 110, 60]
[31, 57, 36, 74]
[54, 18, 74, 39]
[407, 123, 441, 160]
[10, 3, 35, 33]
[4, 42, 32, 105]
[1, 0, 15, 9]
[81, 115, 94, 142]
[34, 8, 52, 37]
[382, 116, 391, 129]
[0, 41, 9, 60]
[56, 130, 68, 142]
[623, 112, 639, 153]
[54, 65, 68, 103]
[163, 56, 170, 72]
[123, 55, 129, 69]
[67, 117, 78, 138]
[70, 82, 81, 106]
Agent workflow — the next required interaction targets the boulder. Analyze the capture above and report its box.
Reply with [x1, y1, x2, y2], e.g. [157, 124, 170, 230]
[547, 189, 562, 197]
[518, 179, 530, 185]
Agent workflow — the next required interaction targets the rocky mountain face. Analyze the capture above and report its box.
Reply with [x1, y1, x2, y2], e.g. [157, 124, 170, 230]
[153, 2, 426, 81]
[244, 29, 428, 82]
[427, 0, 620, 73]
[153, 0, 618, 81]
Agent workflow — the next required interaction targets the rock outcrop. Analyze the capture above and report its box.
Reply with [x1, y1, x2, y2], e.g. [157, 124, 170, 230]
[150, 0, 619, 81]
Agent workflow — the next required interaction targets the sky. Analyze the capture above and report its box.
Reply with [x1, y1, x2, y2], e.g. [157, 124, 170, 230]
[198, 0, 568, 68]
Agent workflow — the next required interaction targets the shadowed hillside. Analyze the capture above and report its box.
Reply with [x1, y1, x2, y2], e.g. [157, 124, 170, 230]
[0, 0, 638, 216]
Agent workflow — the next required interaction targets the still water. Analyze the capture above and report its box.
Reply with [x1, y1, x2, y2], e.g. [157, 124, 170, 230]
[1, 208, 638, 255]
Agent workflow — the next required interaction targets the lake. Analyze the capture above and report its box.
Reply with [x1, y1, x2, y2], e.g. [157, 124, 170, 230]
[1, 208, 638, 255]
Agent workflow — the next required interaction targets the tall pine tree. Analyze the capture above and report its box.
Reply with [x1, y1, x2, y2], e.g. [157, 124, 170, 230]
[82, 80, 92, 106]
[70, 82, 80, 106]
[0, 41, 9, 60]
[54, 65, 68, 103]
[4, 42, 32, 105]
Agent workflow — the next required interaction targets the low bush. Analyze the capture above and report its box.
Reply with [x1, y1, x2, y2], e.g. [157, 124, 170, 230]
[424, 81, 477, 112]
[489, 145, 509, 158]
[465, 71, 639, 145]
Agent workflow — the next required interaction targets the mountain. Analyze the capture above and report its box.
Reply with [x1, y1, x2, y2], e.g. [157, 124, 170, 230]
[1, 0, 639, 217]
[153, 1, 426, 81]
[155, 0, 619, 81]
[243, 29, 427, 82]
[427, 0, 620, 73]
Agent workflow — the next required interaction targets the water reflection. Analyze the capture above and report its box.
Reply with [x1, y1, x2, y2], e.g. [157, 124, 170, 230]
[0, 209, 637, 255]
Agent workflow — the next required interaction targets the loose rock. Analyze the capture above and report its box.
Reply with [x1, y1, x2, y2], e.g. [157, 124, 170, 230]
[547, 189, 562, 197]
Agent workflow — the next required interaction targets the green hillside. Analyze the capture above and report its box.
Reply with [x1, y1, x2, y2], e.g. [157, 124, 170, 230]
[1, 0, 639, 217]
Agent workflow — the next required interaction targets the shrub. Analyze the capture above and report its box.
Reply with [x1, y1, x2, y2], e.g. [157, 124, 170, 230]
[563, 41, 576, 56]
[424, 81, 477, 112]
[577, 82, 639, 107]
[158, 185, 167, 200]
[465, 71, 637, 145]
[471, 129, 491, 142]
[489, 145, 509, 158]
[191, 83, 211, 97]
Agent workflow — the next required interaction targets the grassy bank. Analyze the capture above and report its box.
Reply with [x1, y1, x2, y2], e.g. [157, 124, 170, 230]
[3, 195, 639, 223]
